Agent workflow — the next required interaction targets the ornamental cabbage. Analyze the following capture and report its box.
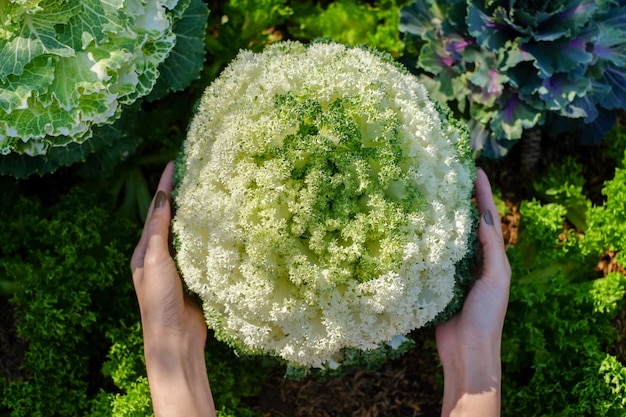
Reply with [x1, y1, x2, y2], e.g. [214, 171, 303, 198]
[173, 41, 477, 370]
[0, 0, 196, 159]
[400, 0, 626, 157]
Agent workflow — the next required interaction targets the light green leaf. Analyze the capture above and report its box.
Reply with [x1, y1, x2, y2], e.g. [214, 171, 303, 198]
[125, 0, 172, 38]
[99, 0, 128, 33]
[58, 0, 116, 50]
[0, 0, 79, 78]
[125, 33, 176, 103]
[0, 56, 54, 113]
[2, 99, 80, 144]
[49, 54, 105, 112]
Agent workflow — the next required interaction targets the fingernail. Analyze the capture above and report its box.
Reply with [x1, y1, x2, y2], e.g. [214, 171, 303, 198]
[154, 191, 167, 210]
[483, 209, 494, 226]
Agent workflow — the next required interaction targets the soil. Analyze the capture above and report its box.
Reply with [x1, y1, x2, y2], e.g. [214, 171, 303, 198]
[246, 329, 442, 417]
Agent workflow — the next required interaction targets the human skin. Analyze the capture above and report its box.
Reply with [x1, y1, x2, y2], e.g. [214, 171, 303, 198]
[130, 161, 217, 417]
[436, 168, 511, 417]
[131, 163, 509, 417]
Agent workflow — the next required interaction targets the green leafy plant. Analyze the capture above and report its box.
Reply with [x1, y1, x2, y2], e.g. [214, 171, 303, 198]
[583, 152, 626, 267]
[173, 40, 478, 373]
[289, 0, 407, 54]
[532, 156, 589, 232]
[0, 0, 209, 177]
[203, 0, 292, 83]
[0, 183, 138, 416]
[503, 267, 626, 416]
[501, 146, 626, 416]
[399, 0, 626, 157]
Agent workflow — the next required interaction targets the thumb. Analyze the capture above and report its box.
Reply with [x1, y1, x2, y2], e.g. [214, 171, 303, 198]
[130, 162, 175, 275]
[144, 191, 173, 269]
[474, 169, 510, 284]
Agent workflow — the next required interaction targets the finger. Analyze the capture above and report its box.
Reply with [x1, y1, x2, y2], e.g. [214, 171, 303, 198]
[474, 169, 510, 280]
[144, 161, 175, 222]
[474, 169, 500, 232]
[475, 169, 504, 244]
[130, 161, 176, 274]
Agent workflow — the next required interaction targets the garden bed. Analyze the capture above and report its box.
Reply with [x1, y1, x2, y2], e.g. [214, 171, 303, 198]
[1, 1, 625, 416]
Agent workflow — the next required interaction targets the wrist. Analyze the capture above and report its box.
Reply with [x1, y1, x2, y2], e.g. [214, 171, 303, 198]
[442, 343, 501, 392]
[144, 335, 215, 417]
[144, 336, 207, 379]
[440, 342, 501, 417]
[143, 324, 206, 359]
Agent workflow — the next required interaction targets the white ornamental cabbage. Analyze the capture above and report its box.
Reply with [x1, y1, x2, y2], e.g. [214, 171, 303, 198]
[173, 41, 477, 369]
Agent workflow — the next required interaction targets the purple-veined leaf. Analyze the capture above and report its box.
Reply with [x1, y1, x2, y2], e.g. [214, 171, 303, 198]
[532, 0, 596, 41]
[598, 65, 626, 109]
[418, 42, 459, 73]
[506, 1, 564, 30]
[468, 55, 507, 105]
[468, 119, 515, 158]
[525, 36, 593, 77]
[417, 39, 470, 100]
[491, 93, 544, 140]
[561, 94, 599, 121]
[597, 5, 626, 32]
[399, 1, 438, 38]
[558, 76, 617, 121]
[504, 44, 535, 70]
[443, 34, 472, 60]
[538, 73, 589, 111]
[467, 4, 512, 50]
[592, 26, 626, 66]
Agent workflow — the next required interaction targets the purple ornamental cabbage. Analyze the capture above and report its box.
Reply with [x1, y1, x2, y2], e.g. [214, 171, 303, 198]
[400, 0, 626, 158]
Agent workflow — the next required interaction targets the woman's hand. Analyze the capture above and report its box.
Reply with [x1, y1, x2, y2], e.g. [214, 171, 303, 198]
[130, 161, 216, 417]
[436, 168, 511, 417]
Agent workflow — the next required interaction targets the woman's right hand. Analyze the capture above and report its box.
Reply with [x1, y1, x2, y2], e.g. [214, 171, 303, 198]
[435, 168, 511, 417]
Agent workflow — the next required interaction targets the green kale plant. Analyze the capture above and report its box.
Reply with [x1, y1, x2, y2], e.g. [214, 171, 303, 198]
[203, 0, 293, 83]
[503, 265, 626, 416]
[532, 156, 589, 232]
[583, 153, 626, 267]
[204, 0, 407, 87]
[0, 183, 139, 416]
[399, 0, 626, 157]
[501, 146, 626, 416]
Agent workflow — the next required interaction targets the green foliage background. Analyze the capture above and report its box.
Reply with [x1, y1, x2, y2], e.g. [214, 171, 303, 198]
[499, 141, 626, 415]
[1, 1, 625, 416]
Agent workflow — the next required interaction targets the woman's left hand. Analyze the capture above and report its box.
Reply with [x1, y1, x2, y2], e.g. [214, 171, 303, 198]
[130, 161, 216, 417]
